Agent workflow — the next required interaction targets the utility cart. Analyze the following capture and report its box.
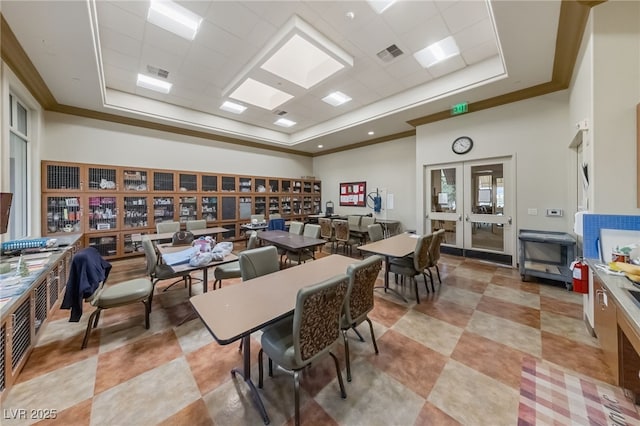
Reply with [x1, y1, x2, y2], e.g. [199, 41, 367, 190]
[518, 229, 576, 289]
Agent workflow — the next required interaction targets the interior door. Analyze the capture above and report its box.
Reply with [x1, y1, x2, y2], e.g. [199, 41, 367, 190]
[425, 157, 514, 264]
[462, 158, 513, 263]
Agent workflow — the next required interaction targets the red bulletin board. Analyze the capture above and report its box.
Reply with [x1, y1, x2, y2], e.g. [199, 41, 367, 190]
[339, 182, 366, 207]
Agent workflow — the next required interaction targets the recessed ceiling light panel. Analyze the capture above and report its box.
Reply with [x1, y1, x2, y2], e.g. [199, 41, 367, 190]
[322, 91, 352, 107]
[274, 118, 296, 128]
[229, 78, 294, 110]
[136, 73, 172, 94]
[413, 36, 460, 68]
[367, 0, 397, 14]
[220, 101, 247, 114]
[147, 0, 203, 41]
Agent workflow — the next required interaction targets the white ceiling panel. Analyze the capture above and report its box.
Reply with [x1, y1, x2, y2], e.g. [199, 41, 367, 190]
[1, 0, 563, 153]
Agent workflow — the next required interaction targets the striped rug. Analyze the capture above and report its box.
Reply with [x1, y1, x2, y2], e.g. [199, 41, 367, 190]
[518, 357, 640, 425]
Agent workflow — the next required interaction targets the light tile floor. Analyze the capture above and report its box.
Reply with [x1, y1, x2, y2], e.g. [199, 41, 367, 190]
[2, 247, 613, 425]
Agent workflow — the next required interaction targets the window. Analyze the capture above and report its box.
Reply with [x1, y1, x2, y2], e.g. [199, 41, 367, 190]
[8, 93, 29, 238]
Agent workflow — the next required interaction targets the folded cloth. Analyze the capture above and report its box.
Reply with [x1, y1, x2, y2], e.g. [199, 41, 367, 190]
[61, 247, 112, 322]
[162, 247, 198, 266]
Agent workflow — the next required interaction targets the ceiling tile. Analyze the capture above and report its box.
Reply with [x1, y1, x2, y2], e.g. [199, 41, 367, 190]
[96, 1, 145, 41]
[441, 0, 489, 34]
[402, 13, 450, 53]
[461, 40, 499, 66]
[205, 1, 260, 39]
[454, 18, 496, 52]
[427, 55, 467, 78]
[101, 47, 139, 73]
[382, 0, 439, 36]
[99, 26, 142, 59]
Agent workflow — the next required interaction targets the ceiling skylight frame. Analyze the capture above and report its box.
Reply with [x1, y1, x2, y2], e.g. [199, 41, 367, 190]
[222, 15, 354, 110]
[322, 91, 352, 107]
[228, 78, 294, 111]
[413, 36, 461, 68]
[274, 118, 297, 128]
[147, 0, 203, 41]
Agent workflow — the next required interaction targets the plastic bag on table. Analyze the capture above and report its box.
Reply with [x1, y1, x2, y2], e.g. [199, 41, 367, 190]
[212, 241, 233, 257]
[189, 251, 214, 267]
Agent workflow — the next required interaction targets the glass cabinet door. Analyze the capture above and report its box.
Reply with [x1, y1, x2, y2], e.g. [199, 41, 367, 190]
[178, 173, 197, 192]
[303, 196, 312, 214]
[179, 196, 198, 222]
[254, 178, 266, 193]
[254, 196, 267, 215]
[303, 181, 312, 193]
[221, 176, 236, 192]
[221, 196, 236, 221]
[292, 180, 302, 193]
[313, 181, 321, 194]
[269, 196, 280, 216]
[281, 196, 292, 216]
[87, 234, 118, 258]
[153, 171, 175, 191]
[88, 166, 118, 191]
[239, 176, 252, 193]
[201, 196, 218, 222]
[239, 196, 252, 220]
[312, 196, 321, 214]
[269, 179, 279, 193]
[153, 196, 175, 224]
[87, 196, 119, 231]
[292, 195, 301, 214]
[44, 195, 82, 234]
[281, 179, 291, 193]
[122, 169, 148, 191]
[201, 174, 218, 192]
[43, 163, 82, 192]
[122, 231, 149, 256]
[122, 196, 149, 229]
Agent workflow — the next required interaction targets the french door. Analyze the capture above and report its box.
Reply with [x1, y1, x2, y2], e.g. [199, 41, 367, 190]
[425, 157, 514, 264]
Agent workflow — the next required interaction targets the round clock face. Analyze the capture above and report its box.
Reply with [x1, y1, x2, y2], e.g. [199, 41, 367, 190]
[452, 136, 473, 154]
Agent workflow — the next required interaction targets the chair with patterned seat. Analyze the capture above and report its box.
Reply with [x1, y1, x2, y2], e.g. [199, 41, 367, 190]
[319, 217, 336, 253]
[334, 219, 360, 256]
[425, 229, 445, 290]
[285, 224, 321, 265]
[341, 255, 383, 381]
[258, 274, 349, 426]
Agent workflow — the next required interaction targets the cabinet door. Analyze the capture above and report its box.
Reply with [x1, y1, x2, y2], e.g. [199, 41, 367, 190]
[122, 195, 150, 229]
[43, 195, 83, 235]
[121, 230, 151, 257]
[268, 196, 280, 217]
[302, 196, 312, 215]
[254, 196, 267, 215]
[281, 179, 292, 193]
[87, 165, 118, 191]
[178, 173, 198, 192]
[312, 196, 321, 215]
[238, 196, 252, 220]
[86, 233, 119, 258]
[281, 195, 292, 217]
[201, 174, 218, 192]
[153, 196, 177, 225]
[201, 196, 218, 223]
[593, 276, 619, 383]
[313, 180, 321, 194]
[220, 196, 237, 221]
[42, 162, 82, 192]
[122, 168, 149, 191]
[238, 176, 252, 193]
[268, 178, 280, 193]
[254, 177, 267, 193]
[178, 196, 198, 223]
[86, 195, 119, 232]
[153, 171, 176, 192]
[303, 180, 312, 193]
[221, 175, 237, 192]
[292, 180, 302, 193]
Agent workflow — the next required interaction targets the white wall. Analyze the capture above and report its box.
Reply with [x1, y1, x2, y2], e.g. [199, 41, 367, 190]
[590, 0, 640, 214]
[312, 136, 416, 231]
[415, 92, 572, 237]
[42, 112, 313, 177]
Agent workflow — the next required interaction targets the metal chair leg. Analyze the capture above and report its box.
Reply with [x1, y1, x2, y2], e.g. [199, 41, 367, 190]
[258, 348, 264, 388]
[342, 330, 352, 382]
[366, 317, 379, 354]
[329, 352, 347, 399]
[436, 265, 442, 283]
[352, 327, 365, 342]
[82, 308, 101, 349]
[143, 300, 150, 329]
[294, 370, 301, 426]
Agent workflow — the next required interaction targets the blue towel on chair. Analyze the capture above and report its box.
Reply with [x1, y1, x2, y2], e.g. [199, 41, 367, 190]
[268, 218, 285, 231]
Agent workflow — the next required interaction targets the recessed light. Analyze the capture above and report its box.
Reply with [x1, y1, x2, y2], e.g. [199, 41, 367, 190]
[136, 74, 172, 94]
[413, 36, 460, 68]
[147, 0, 203, 41]
[317, 144, 324, 148]
[367, 0, 397, 14]
[220, 101, 247, 114]
[322, 91, 352, 107]
[229, 78, 294, 110]
[274, 118, 296, 128]
[368, 131, 375, 135]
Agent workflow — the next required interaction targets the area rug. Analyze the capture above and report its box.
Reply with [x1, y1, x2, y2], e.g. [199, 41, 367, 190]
[518, 357, 640, 425]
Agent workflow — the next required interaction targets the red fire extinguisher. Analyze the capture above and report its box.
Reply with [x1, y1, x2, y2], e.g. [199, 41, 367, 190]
[571, 258, 589, 294]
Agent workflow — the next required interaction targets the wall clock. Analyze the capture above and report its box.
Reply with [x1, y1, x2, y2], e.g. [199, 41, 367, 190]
[452, 136, 473, 155]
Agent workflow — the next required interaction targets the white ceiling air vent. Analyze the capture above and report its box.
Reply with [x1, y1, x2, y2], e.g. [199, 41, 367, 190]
[274, 109, 288, 116]
[376, 44, 404, 63]
[146, 65, 169, 79]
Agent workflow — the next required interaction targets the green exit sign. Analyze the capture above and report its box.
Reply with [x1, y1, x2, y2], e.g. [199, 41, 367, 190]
[451, 102, 468, 115]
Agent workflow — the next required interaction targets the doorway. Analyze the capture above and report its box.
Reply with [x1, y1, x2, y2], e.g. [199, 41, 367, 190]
[425, 157, 514, 264]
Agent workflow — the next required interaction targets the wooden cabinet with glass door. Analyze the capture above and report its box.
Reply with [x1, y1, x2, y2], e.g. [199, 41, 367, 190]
[178, 196, 198, 223]
[122, 168, 149, 191]
[42, 194, 83, 235]
[86, 195, 119, 233]
[122, 195, 150, 230]
[87, 164, 118, 191]
[42, 162, 83, 192]
[201, 195, 218, 223]
[152, 196, 176, 226]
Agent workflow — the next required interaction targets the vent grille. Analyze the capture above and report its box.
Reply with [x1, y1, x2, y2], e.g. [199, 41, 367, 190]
[377, 44, 404, 63]
[0, 323, 5, 391]
[274, 110, 288, 116]
[146, 65, 169, 79]
[12, 298, 31, 370]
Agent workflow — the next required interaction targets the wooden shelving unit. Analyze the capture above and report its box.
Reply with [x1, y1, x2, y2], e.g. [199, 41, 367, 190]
[41, 161, 322, 259]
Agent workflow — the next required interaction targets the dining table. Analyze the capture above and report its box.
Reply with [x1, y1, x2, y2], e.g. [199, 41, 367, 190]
[132, 226, 229, 242]
[190, 254, 357, 425]
[156, 242, 238, 293]
[357, 232, 420, 302]
[257, 230, 326, 264]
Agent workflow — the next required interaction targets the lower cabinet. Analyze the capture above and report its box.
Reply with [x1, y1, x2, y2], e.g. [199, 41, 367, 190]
[594, 275, 619, 383]
[1, 240, 80, 398]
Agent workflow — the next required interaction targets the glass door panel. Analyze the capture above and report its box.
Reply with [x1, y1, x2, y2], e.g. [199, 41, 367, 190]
[201, 174, 218, 192]
[88, 166, 118, 191]
[426, 165, 462, 247]
[201, 196, 218, 222]
[178, 196, 198, 222]
[153, 196, 175, 224]
[122, 169, 148, 191]
[87, 196, 118, 231]
[178, 173, 197, 192]
[122, 196, 149, 229]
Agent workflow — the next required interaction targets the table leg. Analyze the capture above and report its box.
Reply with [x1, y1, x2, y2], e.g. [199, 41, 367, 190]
[374, 255, 408, 303]
[203, 267, 208, 293]
[231, 335, 270, 424]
